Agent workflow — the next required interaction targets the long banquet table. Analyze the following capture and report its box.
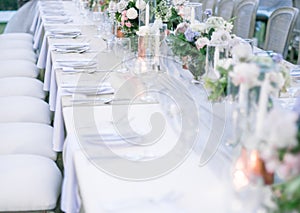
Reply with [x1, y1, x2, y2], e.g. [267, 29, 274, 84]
[30, 1, 296, 212]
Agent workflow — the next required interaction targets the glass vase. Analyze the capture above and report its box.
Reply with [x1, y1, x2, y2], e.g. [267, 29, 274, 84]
[205, 43, 229, 80]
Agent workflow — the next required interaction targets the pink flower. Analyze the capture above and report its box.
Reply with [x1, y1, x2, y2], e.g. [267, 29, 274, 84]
[125, 22, 132, 28]
[277, 153, 300, 180]
[121, 11, 128, 21]
[195, 37, 209, 50]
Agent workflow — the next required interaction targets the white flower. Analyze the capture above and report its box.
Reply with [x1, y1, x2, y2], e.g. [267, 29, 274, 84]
[190, 23, 206, 33]
[262, 107, 298, 149]
[268, 72, 285, 91]
[230, 63, 260, 87]
[217, 58, 233, 70]
[135, 0, 146, 10]
[126, 7, 138, 19]
[108, 1, 117, 11]
[210, 29, 231, 44]
[231, 43, 253, 62]
[206, 16, 226, 31]
[136, 25, 150, 36]
[173, 0, 185, 5]
[195, 37, 209, 49]
[117, 0, 128, 13]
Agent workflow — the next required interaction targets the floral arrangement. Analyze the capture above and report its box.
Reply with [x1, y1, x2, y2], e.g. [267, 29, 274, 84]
[226, 44, 299, 212]
[168, 16, 233, 80]
[154, 0, 183, 30]
[115, 0, 145, 37]
[205, 43, 290, 102]
[259, 103, 300, 212]
[89, 0, 110, 11]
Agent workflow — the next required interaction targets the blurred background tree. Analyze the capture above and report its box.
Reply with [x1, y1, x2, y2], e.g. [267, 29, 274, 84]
[0, 0, 18, 10]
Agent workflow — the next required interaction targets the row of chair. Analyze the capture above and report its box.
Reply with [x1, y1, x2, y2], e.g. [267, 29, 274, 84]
[0, 33, 62, 212]
[197, 0, 299, 60]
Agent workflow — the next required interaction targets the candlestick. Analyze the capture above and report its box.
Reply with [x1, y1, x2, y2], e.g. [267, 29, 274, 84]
[214, 45, 219, 72]
[190, 7, 195, 24]
[238, 83, 248, 113]
[145, 3, 149, 27]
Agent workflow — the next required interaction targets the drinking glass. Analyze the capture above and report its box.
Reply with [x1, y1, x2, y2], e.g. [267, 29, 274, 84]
[114, 37, 132, 72]
[205, 43, 229, 80]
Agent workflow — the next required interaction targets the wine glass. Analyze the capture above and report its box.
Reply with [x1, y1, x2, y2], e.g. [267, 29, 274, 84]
[114, 37, 132, 72]
[99, 20, 116, 52]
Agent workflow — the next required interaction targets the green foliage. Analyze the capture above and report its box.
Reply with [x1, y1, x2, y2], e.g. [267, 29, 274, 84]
[204, 65, 236, 102]
[0, 0, 17, 10]
[272, 175, 300, 213]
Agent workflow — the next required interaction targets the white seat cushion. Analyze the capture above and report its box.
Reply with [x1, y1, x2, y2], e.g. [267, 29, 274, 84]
[0, 96, 51, 124]
[0, 77, 45, 99]
[0, 60, 39, 78]
[0, 40, 33, 50]
[0, 154, 62, 211]
[0, 123, 56, 160]
[0, 49, 36, 63]
[0, 33, 33, 42]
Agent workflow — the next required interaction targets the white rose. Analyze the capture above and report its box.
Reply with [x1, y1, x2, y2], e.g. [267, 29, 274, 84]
[190, 23, 206, 33]
[230, 63, 260, 87]
[231, 43, 253, 62]
[173, 0, 185, 5]
[117, 0, 128, 13]
[126, 8, 138, 19]
[195, 37, 209, 49]
[210, 29, 231, 44]
[135, 0, 146, 10]
[264, 108, 298, 149]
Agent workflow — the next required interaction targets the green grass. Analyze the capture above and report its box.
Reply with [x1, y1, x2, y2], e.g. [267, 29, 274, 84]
[0, 23, 6, 34]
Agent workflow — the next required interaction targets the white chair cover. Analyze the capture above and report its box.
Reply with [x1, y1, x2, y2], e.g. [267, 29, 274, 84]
[0, 49, 36, 63]
[0, 77, 45, 99]
[0, 60, 39, 78]
[0, 154, 62, 211]
[0, 33, 33, 42]
[0, 123, 56, 160]
[0, 40, 33, 50]
[0, 96, 51, 124]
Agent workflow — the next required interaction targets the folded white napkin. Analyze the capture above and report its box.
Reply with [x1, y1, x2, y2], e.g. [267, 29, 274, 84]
[55, 59, 97, 69]
[61, 82, 114, 95]
[53, 43, 90, 53]
[44, 16, 73, 23]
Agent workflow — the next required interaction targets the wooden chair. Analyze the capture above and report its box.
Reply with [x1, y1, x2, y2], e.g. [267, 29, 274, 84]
[264, 7, 299, 59]
[232, 0, 259, 39]
[216, 0, 235, 21]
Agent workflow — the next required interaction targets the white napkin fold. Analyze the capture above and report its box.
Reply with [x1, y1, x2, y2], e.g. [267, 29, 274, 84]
[44, 16, 73, 23]
[55, 59, 97, 69]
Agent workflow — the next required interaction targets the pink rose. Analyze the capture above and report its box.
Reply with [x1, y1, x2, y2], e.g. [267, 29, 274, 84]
[125, 22, 132, 28]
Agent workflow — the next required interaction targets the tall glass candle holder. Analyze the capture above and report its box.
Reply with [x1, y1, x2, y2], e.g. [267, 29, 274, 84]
[205, 43, 229, 80]
[138, 0, 156, 27]
[183, 2, 202, 24]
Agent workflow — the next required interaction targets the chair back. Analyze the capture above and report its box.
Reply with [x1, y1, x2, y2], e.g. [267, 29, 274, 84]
[199, 0, 218, 14]
[264, 6, 299, 58]
[232, 0, 259, 38]
[216, 0, 235, 21]
[294, 0, 300, 31]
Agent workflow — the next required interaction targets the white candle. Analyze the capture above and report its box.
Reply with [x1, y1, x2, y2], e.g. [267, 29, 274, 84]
[238, 83, 248, 112]
[213, 45, 220, 78]
[190, 7, 195, 24]
[145, 3, 149, 27]
[256, 73, 270, 138]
